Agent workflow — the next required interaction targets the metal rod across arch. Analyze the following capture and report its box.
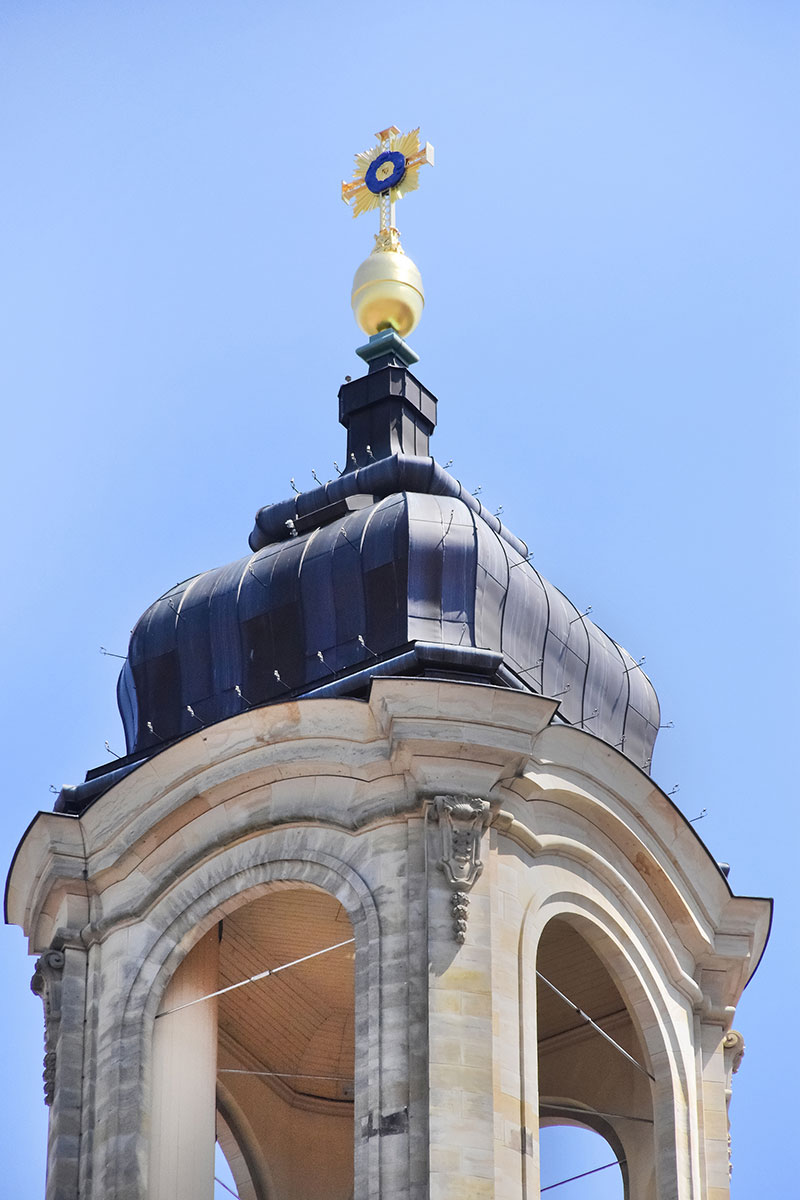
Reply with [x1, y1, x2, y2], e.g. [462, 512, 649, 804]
[154, 937, 355, 1019]
[541, 1158, 627, 1192]
[218, 1069, 353, 1083]
[536, 969, 655, 1081]
[214, 1177, 240, 1199]
[541, 1102, 653, 1125]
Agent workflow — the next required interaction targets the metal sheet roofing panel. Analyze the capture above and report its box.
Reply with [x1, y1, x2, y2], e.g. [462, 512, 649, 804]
[118, 465, 660, 775]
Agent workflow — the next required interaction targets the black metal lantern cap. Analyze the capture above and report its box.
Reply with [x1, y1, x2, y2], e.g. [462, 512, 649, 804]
[338, 360, 437, 468]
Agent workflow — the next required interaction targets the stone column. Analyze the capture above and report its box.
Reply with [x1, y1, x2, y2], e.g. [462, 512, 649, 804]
[614, 1119, 657, 1200]
[31, 943, 88, 1200]
[426, 795, 504, 1200]
[698, 1022, 739, 1200]
[149, 930, 220, 1200]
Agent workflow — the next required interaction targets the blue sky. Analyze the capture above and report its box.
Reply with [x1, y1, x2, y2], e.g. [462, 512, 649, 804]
[1, 2, 797, 1196]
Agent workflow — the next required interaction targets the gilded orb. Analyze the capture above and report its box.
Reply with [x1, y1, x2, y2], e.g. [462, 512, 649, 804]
[351, 248, 424, 338]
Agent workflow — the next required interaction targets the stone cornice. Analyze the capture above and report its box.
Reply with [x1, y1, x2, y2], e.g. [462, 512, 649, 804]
[7, 680, 771, 997]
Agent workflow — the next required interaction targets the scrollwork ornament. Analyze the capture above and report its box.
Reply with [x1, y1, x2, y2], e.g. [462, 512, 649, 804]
[30, 949, 65, 1002]
[723, 1028, 745, 1077]
[42, 1050, 57, 1106]
[31, 949, 65, 1107]
[722, 1029, 746, 1177]
[451, 891, 470, 943]
[431, 795, 492, 941]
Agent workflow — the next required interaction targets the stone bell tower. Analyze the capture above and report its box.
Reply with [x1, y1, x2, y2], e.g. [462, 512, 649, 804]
[6, 127, 770, 1200]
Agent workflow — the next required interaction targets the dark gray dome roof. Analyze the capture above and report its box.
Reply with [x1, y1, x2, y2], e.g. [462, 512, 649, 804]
[117, 452, 659, 772]
[57, 340, 660, 816]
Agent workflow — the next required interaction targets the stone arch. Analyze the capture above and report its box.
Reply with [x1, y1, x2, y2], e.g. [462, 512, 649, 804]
[216, 1080, 274, 1200]
[96, 831, 381, 1200]
[500, 794, 708, 1008]
[538, 1112, 628, 1197]
[518, 875, 695, 1200]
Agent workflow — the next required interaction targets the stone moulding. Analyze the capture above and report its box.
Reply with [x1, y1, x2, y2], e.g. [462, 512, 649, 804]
[7, 683, 769, 973]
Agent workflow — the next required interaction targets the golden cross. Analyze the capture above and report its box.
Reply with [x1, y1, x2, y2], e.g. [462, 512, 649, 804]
[342, 126, 434, 250]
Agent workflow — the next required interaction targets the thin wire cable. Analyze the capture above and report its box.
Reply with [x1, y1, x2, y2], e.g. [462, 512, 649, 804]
[536, 970, 655, 1081]
[214, 1176, 240, 1199]
[541, 1158, 626, 1192]
[218, 1069, 353, 1082]
[536, 1006, 627, 1050]
[542, 1102, 652, 1125]
[155, 937, 355, 1018]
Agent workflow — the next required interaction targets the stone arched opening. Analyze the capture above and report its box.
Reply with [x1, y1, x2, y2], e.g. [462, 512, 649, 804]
[533, 913, 660, 1200]
[212, 883, 356, 1200]
[101, 837, 380, 1200]
[538, 1122, 626, 1197]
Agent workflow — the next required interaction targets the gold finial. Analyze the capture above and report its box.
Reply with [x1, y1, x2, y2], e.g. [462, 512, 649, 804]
[342, 127, 434, 338]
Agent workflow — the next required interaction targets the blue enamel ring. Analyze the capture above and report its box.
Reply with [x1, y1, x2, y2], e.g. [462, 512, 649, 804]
[365, 150, 406, 195]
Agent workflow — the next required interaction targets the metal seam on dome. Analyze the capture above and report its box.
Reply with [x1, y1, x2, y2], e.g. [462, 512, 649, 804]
[531, 561, 552, 699]
[617, 641, 633, 760]
[574, 604, 592, 730]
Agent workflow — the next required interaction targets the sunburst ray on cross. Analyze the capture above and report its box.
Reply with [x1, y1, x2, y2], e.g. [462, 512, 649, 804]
[342, 126, 434, 250]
